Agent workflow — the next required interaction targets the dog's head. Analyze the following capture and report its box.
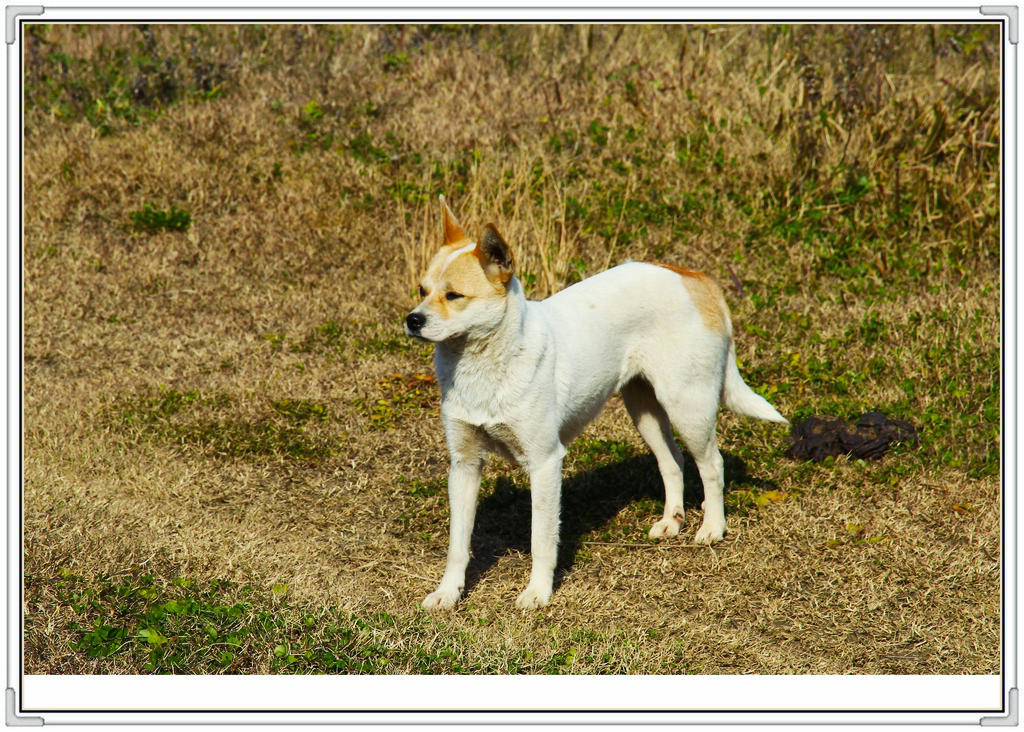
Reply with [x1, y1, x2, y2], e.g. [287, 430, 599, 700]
[404, 197, 515, 343]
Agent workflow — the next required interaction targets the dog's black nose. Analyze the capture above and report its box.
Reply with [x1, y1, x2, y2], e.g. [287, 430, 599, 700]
[405, 312, 426, 332]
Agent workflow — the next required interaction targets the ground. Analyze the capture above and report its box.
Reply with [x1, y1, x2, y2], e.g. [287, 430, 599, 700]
[21, 23, 1000, 674]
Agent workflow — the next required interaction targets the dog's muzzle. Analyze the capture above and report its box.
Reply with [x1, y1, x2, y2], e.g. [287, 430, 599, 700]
[405, 312, 427, 337]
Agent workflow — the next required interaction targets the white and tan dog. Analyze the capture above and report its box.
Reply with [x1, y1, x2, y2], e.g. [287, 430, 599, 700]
[405, 197, 787, 609]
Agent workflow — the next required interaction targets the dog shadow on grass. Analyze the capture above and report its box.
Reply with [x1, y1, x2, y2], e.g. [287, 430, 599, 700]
[463, 450, 779, 596]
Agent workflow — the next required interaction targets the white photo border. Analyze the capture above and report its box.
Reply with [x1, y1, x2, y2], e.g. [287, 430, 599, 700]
[4, 3, 1016, 726]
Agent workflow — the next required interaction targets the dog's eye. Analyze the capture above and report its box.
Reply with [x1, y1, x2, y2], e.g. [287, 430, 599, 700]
[418, 285, 427, 298]
[445, 292, 464, 301]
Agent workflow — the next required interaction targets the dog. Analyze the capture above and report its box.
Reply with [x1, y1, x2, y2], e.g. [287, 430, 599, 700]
[405, 197, 787, 609]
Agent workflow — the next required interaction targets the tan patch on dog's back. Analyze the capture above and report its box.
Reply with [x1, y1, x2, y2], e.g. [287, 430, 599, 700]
[653, 263, 729, 334]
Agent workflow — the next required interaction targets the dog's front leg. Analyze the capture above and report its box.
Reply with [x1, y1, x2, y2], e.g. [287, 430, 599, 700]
[515, 454, 564, 609]
[422, 456, 482, 609]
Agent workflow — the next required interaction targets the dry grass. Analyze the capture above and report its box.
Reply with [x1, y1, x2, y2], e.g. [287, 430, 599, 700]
[22, 23, 1000, 674]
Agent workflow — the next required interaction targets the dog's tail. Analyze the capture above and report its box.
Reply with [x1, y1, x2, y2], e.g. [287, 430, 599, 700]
[721, 342, 788, 423]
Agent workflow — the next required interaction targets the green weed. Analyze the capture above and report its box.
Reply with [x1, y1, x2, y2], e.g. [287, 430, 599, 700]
[356, 373, 438, 431]
[109, 387, 336, 460]
[345, 132, 390, 164]
[51, 568, 694, 674]
[404, 477, 444, 499]
[24, 24, 230, 136]
[129, 203, 191, 233]
[289, 320, 427, 360]
[568, 439, 639, 471]
[50, 571, 541, 673]
[271, 398, 328, 425]
[382, 51, 410, 72]
[291, 99, 333, 155]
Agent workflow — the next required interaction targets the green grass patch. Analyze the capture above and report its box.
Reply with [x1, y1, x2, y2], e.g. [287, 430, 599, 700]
[49, 571, 478, 673]
[271, 398, 329, 425]
[129, 203, 191, 233]
[355, 373, 438, 431]
[567, 439, 640, 471]
[24, 23, 231, 136]
[108, 386, 338, 460]
[288, 320, 429, 360]
[290, 99, 334, 155]
[43, 570, 654, 674]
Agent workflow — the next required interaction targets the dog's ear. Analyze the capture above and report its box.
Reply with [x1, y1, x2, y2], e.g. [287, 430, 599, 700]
[439, 195, 467, 245]
[478, 224, 515, 284]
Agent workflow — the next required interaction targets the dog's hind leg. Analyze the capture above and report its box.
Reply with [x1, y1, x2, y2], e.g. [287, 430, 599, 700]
[664, 397, 726, 545]
[687, 431, 726, 544]
[621, 378, 687, 539]
[640, 342, 729, 544]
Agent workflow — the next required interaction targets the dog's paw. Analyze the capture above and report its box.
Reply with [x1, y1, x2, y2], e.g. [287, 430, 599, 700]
[421, 587, 461, 609]
[514, 585, 552, 610]
[648, 515, 682, 539]
[694, 521, 725, 545]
